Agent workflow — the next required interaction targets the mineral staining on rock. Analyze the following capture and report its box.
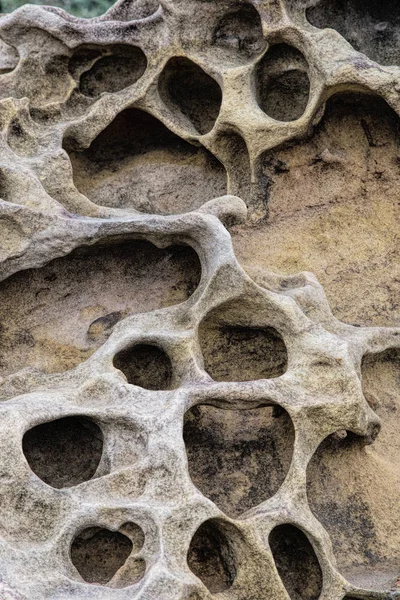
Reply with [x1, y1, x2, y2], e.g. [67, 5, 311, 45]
[0, 0, 399, 599]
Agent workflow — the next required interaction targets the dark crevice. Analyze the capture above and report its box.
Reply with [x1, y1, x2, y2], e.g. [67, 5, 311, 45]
[187, 519, 237, 593]
[256, 43, 310, 121]
[158, 57, 222, 135]
[7, 118, 37, 157]
[184, 404, 295, 517]
[306, 0, 400, 66]
[269, 524, 323, 600]
[113, 344, 174, 390]
[66, 108, 227, 212]
[23, 416, 103, 488]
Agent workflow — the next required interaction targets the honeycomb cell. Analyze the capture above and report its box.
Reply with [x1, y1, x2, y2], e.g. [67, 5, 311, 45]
[75, 45, 147, 97]
[23, 416, 103, 488]
[71, 523, 145, 585]
[199, 303, 288, 381]
[113, 344, 175, 390]
[242, 92, 400, 326]
[307, 354, 400, 598]
[159, 57, 222, 135]
[212, 3, 265, 63]
[0, 240, 201, 376]
[269, 524, 323, 600]
[184, 404, 295, 517]
[187, 519, 237, 593]
[256, 43, 310, 121]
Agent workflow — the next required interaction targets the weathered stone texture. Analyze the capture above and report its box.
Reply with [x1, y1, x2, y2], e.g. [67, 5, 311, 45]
[0, 0, 398, 599]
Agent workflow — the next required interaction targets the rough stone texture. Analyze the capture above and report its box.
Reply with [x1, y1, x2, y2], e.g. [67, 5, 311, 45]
[0, 1, 399, 599]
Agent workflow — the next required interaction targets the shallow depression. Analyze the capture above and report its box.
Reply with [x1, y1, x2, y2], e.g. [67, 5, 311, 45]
[0, 239, 201, 376]
[199, 305, 288, 381]
[66, 108, 227, 213]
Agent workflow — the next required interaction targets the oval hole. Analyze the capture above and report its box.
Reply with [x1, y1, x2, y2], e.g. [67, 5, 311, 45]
[269, 524, 323, 600]
[113, 344, 174, 390]
[184, 404, 294, 517]
[256, 43, 310, 121]
[79, 45, 147, 97]
[23, 416, 103, 488]
[158, 57, 222, 134]
[187, 519, 237, 593]
[199, 306, 288, 381]
[212, 4, 264, 63]
[71, 525, 145, 585]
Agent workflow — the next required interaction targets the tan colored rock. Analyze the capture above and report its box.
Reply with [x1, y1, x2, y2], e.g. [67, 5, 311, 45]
[0, 1, 398, 599]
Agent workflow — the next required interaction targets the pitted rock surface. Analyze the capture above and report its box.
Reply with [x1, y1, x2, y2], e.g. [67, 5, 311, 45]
[0, 1, 399, 599]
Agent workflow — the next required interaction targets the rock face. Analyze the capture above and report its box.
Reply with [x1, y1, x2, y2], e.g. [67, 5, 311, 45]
[0, 1, 398, 599]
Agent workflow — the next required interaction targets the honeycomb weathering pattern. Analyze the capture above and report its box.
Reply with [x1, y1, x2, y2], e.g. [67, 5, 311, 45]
[0, 0, 399, 599]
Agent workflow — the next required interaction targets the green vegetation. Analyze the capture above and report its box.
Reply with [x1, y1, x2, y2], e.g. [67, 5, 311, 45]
[0, 0, 115, 18]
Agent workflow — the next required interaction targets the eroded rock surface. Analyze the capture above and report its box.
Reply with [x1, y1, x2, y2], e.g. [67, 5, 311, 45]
[0, 1, 398, 599]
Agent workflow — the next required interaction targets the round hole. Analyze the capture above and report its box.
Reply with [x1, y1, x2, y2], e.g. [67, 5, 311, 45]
[113, 344, 174, 390]
[23, 416, 103, 488]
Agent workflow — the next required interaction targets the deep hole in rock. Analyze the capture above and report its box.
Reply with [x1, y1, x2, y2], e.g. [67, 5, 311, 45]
[66, 108, 226, 212]
[72, 44, 147, 97]
[23, 416, 103, 488]
[187, 519, 237, 593]
[71, 526, 144, 585]
[184, 404, 295, 517]
[306, 0, 400, 66]
[0, 240, 200, 377]
[159, 57, 222, 135]
[212, 3, 264, 62]
[113, 344, 174, 390]
[256, 43, 310, 121]
[269, 524, 323, 600]
[199, 306, 288, 381]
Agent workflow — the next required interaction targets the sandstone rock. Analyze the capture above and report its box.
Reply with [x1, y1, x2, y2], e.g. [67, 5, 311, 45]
[0, 1, 398, 599]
